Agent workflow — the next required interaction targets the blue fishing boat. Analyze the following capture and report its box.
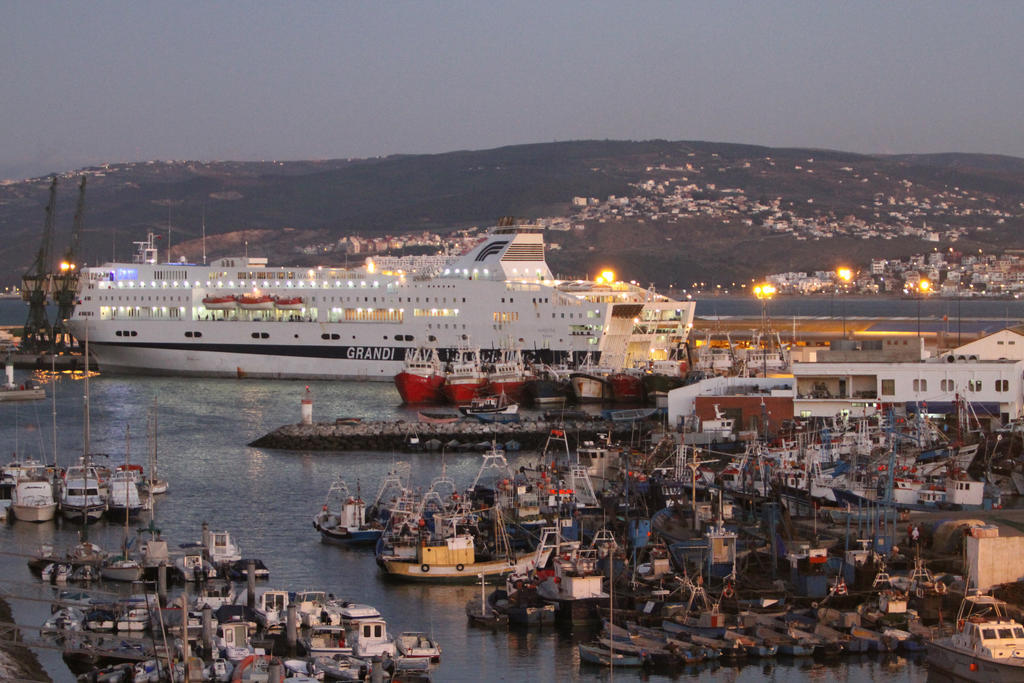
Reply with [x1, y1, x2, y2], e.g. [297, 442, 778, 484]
[577, 642, 644, 667]
[313, 479, 383, 546]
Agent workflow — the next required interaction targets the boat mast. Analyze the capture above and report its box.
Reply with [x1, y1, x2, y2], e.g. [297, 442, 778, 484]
[50, 353, 57, 469]
[122, 425, 131, 557]
[82, 331, 91, 533]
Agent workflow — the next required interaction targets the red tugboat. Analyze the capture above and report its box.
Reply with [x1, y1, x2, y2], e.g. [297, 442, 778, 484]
[393, 346, 445, 404]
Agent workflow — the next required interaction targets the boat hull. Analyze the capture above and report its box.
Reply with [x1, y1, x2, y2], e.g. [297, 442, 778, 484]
[441, 380, 489, 405]
[100, 563, 143, 582]
[641, 374, 685, 401]
[487, 379, 527, 403]
[12, 503, 57, 523]
[76, 334, 598, 381]
[927, 638, 1024, 681]
[608, 373, 644, 403]
[0, 387, 47, 402]
[317, 526, 382, 547]
[379, 558, 515, 583]
[570, 373, 611, 403]
[526, 378, 569, 406]
[394, 372, 445, 404]
[60, 505, 106, 523]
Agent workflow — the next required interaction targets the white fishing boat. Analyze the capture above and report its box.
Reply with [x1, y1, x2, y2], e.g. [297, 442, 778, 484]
[928, 592, 1024, 680]
[66, 222, 695, 380]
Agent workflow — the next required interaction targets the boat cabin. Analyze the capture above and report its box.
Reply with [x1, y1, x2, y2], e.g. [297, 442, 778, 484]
[206, 530, 242, 565]
[954, 619, 1024, 659]
[350, 618, 396, 658]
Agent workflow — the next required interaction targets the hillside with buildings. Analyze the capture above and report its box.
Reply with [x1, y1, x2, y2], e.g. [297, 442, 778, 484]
[1, 140, 1022, 290]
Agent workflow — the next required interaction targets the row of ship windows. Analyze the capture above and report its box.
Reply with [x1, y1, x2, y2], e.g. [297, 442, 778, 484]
[319, 334, 416, 341]
[97, 295, 184, 302]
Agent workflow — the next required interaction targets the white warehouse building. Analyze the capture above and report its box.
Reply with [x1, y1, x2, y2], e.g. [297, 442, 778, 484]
[792, 358, 1024, 423]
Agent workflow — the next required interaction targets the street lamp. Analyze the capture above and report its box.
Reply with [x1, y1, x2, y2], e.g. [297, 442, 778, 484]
[917, 278, 931, 340]
[753, 283, 776, 377]
[836, 267, 853, 337]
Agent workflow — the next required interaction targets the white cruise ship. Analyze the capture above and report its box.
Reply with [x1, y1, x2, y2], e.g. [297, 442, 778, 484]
[66, 222, 695, 380]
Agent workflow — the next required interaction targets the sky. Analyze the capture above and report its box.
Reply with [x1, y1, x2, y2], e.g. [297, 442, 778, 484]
[2, 1, 1023, 180]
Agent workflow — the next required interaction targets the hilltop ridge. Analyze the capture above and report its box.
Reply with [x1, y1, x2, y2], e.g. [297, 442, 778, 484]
[1, 139, 1021, 288]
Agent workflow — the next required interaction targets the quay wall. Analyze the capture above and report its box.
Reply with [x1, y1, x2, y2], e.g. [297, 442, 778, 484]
[0, 596, 48, 681]
[249, 418, 644, 452]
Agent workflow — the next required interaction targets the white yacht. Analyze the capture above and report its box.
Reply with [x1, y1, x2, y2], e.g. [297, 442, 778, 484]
[11, 479, 57, 522]
[60, 463, 107, 523]
[105, 469, 144, 519]
[65, 222, 695, 380]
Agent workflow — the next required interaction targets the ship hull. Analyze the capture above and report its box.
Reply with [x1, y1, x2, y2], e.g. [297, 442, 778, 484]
[608, 373, 644, 403]
[84, 339, 592, 381]
[394, 372, 445, 404]
[379, 558, 516, 584]
[487, 379, 528, 404]
[442, 380, 489, 405]
[927, 639, 1024, 681]
[570, 373, 611, 403]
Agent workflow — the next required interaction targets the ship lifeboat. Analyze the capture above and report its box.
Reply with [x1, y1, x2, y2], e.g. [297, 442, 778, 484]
[236, 294, 276, 310]
[274, 296, 304, 310]
[201, 294, 238, 310]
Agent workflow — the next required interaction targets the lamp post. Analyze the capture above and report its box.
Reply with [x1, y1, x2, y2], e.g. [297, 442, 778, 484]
[753, 283, 776, 378]
[917, 278, 931, 341]
[837, 267, 852, 338]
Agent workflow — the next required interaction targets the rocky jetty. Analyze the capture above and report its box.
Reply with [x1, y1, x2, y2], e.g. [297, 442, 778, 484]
[249, 418, 643, 452]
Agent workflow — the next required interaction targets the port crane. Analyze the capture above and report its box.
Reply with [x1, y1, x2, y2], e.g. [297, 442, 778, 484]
[51, 176, 86, 352]
[20, 177, 58, 352]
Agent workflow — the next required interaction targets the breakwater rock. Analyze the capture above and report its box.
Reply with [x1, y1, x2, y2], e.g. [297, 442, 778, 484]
[249, 418, 646, 452]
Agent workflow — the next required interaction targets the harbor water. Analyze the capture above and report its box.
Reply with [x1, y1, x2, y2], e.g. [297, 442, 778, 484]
[0, 296, 993, 681]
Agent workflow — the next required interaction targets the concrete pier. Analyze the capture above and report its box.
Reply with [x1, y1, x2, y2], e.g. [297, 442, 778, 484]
[248, 417, 646, 452]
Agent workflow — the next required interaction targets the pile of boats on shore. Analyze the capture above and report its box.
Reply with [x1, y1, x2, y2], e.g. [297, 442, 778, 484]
[33, 523, 441, 682]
